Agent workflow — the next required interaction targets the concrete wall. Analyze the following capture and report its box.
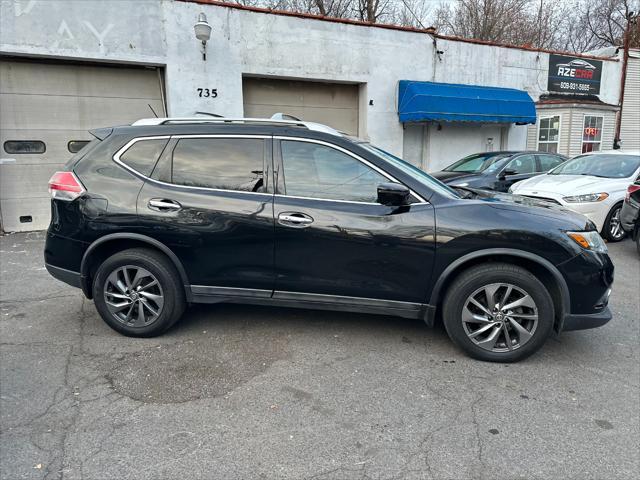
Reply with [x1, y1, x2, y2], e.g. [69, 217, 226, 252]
[0, 0, 623, 162]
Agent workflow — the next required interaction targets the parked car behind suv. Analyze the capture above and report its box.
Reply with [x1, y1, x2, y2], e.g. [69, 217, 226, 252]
[620, 178, 640, 254]
[430, 151, 567, 192]
[45, 117, 614, 362]
[510, 150, 640, 242]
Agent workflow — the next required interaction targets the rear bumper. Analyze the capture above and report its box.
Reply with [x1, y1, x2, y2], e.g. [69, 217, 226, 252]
[45, 263, 82, 289]
[563, 306, 612, 331]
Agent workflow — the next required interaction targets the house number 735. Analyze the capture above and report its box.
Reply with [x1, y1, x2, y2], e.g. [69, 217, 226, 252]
[197, 88, 218, 98]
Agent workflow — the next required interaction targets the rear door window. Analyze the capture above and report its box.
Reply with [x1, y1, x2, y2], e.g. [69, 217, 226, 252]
[505, 154, 536, 174]
[171, 138, 265, 192]
[537, 154, 564, 172]
[119, 138, 169, 176]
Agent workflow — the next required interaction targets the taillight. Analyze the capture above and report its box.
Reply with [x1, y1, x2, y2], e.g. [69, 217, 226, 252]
[625, 184, 640, 202]
[48, 171, 85, 201]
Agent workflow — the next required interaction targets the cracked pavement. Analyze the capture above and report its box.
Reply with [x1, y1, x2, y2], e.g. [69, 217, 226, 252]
[1, 231, 639, 479]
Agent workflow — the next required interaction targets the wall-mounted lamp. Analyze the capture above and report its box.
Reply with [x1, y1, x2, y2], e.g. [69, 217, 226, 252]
[194, 13, 212, 61]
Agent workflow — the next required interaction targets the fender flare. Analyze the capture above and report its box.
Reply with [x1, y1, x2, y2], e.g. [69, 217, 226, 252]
[428, 248, 570, 324]
[80, 233, 190, 299]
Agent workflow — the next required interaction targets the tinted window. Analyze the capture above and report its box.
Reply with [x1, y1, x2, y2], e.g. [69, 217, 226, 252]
[444, 153, 511, 173]
[505, 154, 536, 174]
[120, 139, 169, 176]
[538, 154, 564, 172]
[172, 138, 264, 191]
[549, 154, 640, 178]
[68, 140, 91, 153]
[4, 140, 45, 154]
[281, 141, 387, 202]
[359, 143, 459, 199]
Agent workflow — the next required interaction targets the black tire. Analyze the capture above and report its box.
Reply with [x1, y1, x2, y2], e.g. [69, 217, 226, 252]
[442, 263, 554, 363]
[93, 248, 185, 337]
[601, 203, 626, 242]
[636, 233, 640, 256]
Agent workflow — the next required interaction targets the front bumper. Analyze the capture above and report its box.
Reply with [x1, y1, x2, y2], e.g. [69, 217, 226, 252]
[563, 306, 612, 331]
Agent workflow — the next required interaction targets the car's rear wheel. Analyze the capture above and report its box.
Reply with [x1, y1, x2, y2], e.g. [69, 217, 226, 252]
[602, 203, 626, 242]
[93, 248, 185, 337]
[442, 263, 554, 362]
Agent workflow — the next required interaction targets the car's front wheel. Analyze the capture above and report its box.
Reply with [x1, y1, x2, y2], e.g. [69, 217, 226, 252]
[442, 263, 554, 362]
[602, 203, 626, 242]
[93, 248, 185, 337]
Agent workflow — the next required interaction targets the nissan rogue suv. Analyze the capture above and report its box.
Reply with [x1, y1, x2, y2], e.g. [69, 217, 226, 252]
[45, 117, 614, 362]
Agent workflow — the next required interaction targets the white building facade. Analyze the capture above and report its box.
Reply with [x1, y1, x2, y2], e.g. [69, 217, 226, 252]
[0, 0, 626, 231]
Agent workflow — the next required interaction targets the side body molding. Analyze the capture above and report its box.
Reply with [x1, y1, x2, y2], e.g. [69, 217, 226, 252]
[80, 233, 191, 299]
[428, 248, 571, 326]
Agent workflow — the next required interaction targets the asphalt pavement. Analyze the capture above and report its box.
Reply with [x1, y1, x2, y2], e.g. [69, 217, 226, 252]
[1, 231, 638, 480]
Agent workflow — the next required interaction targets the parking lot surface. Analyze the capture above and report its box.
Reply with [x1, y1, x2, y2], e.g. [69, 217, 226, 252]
[1, 231, 638, 480]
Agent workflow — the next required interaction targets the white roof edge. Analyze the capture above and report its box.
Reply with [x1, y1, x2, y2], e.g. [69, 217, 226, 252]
[131, 117, 343, 136]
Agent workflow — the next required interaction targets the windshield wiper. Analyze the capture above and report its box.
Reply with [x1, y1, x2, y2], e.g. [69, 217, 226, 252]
[580, 173, 607, 178]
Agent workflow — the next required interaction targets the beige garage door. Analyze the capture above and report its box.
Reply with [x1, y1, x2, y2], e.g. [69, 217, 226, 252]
[243, 78, 359, 136]
[0, 59, 165, 232]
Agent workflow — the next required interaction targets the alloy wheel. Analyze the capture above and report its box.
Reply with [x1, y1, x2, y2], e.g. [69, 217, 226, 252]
[608, 207, 624, 240]
[103, 265, 164, 327]
[461, 283, 538, 353]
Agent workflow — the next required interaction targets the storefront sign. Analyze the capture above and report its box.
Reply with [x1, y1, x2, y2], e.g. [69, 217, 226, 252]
[547, 54, 602, 95]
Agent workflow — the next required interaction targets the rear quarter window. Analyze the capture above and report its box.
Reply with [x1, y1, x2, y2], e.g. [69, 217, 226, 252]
[119, 138, 170, 177]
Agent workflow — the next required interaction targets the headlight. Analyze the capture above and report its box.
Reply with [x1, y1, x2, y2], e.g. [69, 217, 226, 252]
[562, 193, 609, 203]
[567, 231, 608, 253]
[508, 185, 515, 193]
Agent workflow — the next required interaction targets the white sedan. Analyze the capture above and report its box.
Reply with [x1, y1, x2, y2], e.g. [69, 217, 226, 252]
[509, 150, 640, 242]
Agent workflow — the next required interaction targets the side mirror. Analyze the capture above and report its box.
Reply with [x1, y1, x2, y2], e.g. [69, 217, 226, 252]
[501, 168, 518, 178]
[377, 182, 411, 206]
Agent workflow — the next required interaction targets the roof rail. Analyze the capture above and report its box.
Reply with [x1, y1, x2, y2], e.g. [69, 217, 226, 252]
[130, 117, 343, 136]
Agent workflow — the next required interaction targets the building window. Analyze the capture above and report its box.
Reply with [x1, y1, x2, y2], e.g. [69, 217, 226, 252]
[68, 140, 91, 153]
[537, 116, 560, 153]
[3, 140, 46, 154]
[582, 116, 603, 153]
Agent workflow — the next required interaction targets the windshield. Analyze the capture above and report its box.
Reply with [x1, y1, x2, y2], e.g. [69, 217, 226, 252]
[443, 153, 511, 173]
[548, 153, 640, 178]
[358, 143, 460, 199]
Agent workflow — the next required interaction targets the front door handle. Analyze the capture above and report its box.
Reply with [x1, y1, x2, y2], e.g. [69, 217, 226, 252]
[278, 212, 314, 228]
[148, 198, 182, 212]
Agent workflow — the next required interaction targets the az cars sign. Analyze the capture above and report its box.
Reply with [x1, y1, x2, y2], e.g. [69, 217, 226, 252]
[547, 54, 602, 95]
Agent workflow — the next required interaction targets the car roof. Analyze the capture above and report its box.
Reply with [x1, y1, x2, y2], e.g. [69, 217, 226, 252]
[129, 116, 345, 136]
[107, 117, 364, 151]
[582, 149, 640, 155]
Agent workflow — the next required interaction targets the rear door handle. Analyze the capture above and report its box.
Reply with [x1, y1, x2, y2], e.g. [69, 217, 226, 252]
[278, 212, 314, 228]
[148, 198, 181, 212]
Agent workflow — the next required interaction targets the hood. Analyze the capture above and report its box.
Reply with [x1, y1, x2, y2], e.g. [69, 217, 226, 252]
[431, 171, 481, 183]
[513, 174, 608, 194]
[462, 187, 595, 230]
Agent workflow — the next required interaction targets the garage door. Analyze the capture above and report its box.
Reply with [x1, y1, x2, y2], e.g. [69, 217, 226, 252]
[0, 59, 166, 232]
[243, 78, 359, 136]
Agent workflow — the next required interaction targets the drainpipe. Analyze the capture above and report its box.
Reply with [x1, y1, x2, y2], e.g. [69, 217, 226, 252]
[614, 11, 638, 149]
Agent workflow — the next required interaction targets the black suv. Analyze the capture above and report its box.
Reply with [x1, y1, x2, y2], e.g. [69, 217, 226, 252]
[45, 118, 614, 362]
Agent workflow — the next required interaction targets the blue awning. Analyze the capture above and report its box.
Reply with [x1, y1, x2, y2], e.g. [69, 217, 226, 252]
[398, 80, 536, 124]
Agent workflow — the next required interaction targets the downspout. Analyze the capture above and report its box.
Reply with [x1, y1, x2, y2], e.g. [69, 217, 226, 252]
[614, 13, 637, 149]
